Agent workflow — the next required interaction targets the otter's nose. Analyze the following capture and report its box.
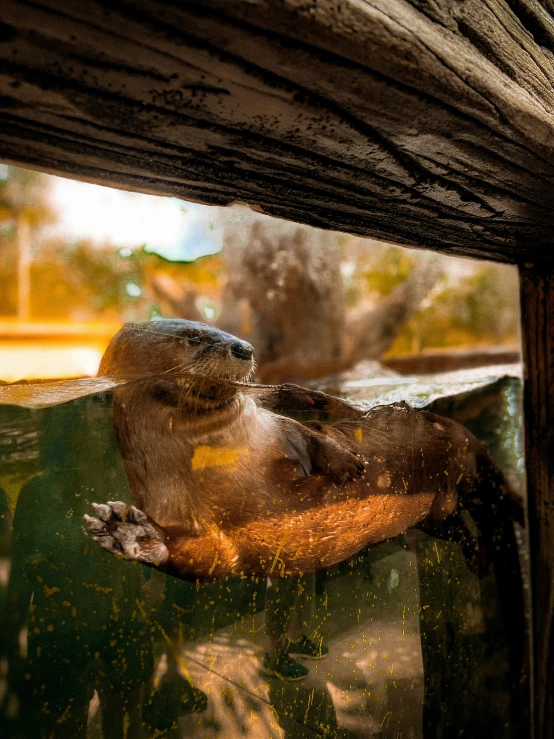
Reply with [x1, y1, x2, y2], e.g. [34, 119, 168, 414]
[230, 340, 254, 361]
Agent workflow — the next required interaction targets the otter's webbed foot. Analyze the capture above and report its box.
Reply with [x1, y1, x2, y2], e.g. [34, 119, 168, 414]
[83, 502, 169, 566]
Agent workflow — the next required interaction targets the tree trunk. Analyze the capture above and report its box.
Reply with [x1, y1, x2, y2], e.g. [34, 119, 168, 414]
[15, 213, 31, 321]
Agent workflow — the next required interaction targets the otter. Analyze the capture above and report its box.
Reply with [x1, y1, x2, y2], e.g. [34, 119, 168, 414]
[84, 319, 522, 585]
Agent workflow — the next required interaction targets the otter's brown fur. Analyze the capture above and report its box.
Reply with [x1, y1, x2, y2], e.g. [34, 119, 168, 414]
[89, 319, 522, 584]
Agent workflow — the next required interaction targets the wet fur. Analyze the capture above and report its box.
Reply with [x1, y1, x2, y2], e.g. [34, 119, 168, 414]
[95, 320, 522, 583]
[86, 318, 525, 712]
[100, 320, 365, 549]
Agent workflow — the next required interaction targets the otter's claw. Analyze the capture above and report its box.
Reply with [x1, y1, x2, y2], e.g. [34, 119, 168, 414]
[338, 454, 366, 484]
[84, 502, 169, 566]
[330, 451, 365, 484]
[316, 440, 366, 484]
[91, 502, 113, 522]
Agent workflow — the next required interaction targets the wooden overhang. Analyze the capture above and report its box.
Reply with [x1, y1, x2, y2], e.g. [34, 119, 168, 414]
[1, 1, 553, 736]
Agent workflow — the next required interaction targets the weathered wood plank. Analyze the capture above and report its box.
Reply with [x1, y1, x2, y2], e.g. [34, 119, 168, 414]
[1, 1, 554, 260]
[520, 264, 554, 739]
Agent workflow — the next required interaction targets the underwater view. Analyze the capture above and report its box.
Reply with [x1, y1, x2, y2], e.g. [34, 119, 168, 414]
[0, 343, 526, 739]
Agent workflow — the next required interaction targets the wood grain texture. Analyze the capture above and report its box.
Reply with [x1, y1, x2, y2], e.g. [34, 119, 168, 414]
[520, 265, 554, 739]
[1, 1, 554, 260]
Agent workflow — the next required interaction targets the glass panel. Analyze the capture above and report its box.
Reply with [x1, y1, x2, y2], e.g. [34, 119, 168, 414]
[0, 166, 526, 739]
[1, 367, 525, 738]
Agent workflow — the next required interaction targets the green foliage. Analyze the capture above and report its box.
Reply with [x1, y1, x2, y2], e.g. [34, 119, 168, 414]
[0, 166, 55, 229]
[28, 240, 146, 320]
[337, 240, 416, 309]
[389, 263, 520, 354]
[22, 240, 224, 321]
[360, 245, 415, 297]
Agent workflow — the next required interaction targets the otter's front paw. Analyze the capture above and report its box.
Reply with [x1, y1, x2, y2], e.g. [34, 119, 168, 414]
[83, 502, 169, 566]
[322, 444, 366, 484]
[304, 428, 365, 484]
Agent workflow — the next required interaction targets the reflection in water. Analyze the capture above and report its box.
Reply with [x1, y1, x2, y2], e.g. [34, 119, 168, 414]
[0, 319, 526, 738]
[262, 575, 324, 681]
[4, 397, 152, 738]
[176, 542, 424, 739]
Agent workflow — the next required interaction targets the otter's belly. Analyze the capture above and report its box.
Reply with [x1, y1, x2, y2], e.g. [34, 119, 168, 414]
[235, 492, 435, 576]
[192, 440, 447, 528]
[193, 452, 327, 525]
[192, 458, 288, 522]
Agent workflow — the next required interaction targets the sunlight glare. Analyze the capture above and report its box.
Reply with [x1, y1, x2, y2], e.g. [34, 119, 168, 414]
[49, 177, 222, 260]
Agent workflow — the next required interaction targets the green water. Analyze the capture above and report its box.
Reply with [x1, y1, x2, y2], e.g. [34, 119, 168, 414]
[0, 367, 525, 739]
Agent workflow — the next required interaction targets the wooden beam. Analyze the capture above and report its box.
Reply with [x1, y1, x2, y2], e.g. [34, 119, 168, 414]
[2, 1, 554, 261]
[520, 264, 554, 739]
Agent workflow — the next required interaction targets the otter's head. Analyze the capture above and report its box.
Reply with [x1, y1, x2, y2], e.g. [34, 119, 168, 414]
[98, 319, 255, 383]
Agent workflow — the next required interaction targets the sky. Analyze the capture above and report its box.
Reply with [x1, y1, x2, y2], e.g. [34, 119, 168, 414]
[48, 176, 223, 261]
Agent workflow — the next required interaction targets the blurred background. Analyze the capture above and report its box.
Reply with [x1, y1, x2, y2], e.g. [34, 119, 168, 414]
[0, 163, 520, 382]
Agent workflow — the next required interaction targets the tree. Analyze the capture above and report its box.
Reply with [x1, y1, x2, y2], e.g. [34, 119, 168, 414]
[0, 166, 56, 319]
